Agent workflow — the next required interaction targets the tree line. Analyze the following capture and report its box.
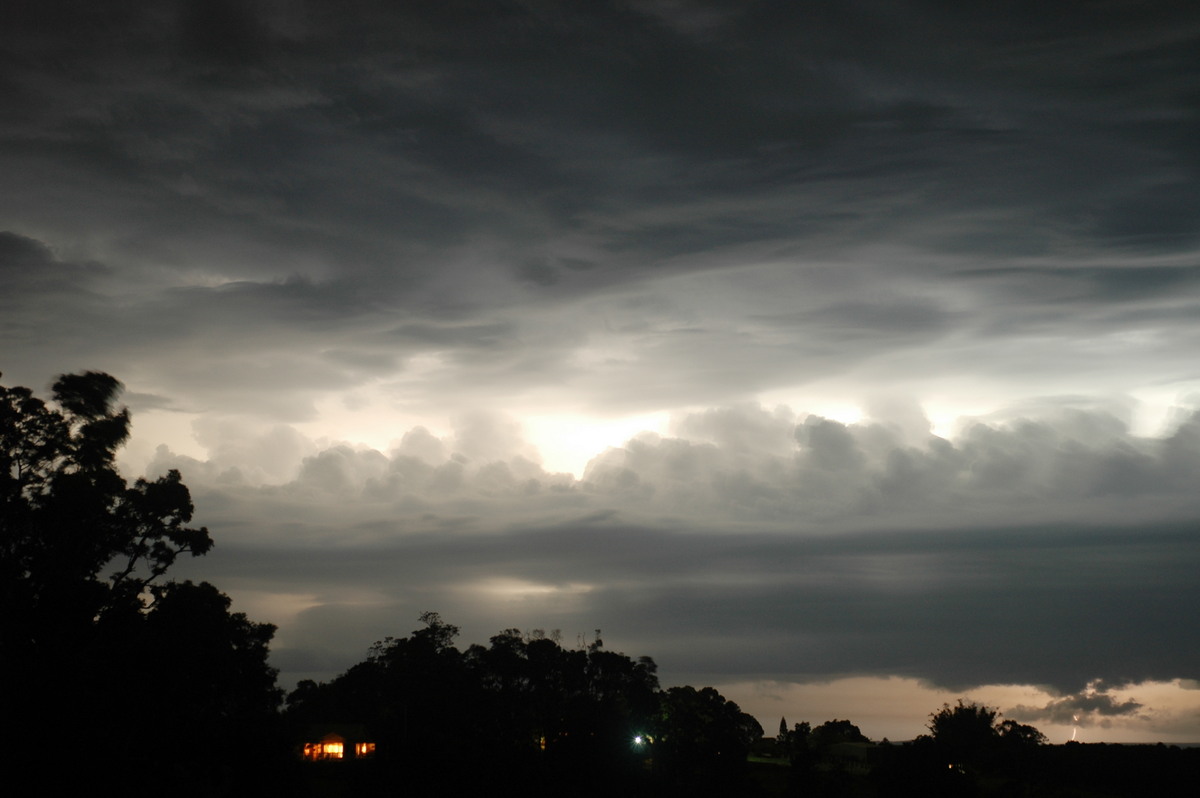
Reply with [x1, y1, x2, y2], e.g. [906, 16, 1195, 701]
[285, 613, 764, 796]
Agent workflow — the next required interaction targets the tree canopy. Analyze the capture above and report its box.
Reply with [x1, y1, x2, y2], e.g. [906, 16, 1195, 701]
[1, 372, 281, 792]
[925, 699, 1047, 773]
[2, 371, 214, 657]
[286, 614, 769, 796]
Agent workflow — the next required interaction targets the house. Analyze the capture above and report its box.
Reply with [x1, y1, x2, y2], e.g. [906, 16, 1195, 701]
[300, 724, 376, 762]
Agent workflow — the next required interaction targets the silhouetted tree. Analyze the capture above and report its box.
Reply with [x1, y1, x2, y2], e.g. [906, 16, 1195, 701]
[1, 372, 281, 794]
[926, 700, 1045, 777]
[461, 622, 661, 792]
[2, 372, 212, 660]
[928, 700, 1000, 769]
[775, 718, 818, 791]
[653, 685, 763, 795]
[811, 717, 871, 747]
[142, 580, 282, 720]
[997, 717, 1047, 748]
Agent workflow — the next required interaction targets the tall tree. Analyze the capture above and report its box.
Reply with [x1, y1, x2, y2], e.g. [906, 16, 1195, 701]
[927, 700, 1000, 765]
[1, 372, 280, 793]
[811, 718, 871, 747]
[654, 685, 764, 795]
[926, 699, 1044, 773]
[2, 371, 212, 662]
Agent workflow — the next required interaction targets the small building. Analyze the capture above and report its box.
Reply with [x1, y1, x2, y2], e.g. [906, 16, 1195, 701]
[300, 724, 376, 762]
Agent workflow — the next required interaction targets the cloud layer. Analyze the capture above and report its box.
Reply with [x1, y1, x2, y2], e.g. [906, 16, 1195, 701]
[3, 2, 1199, 418]
[139, 402, 1200, 712]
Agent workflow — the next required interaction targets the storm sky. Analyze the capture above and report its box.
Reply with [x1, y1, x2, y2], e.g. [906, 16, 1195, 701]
[3, 1, 1200, 742]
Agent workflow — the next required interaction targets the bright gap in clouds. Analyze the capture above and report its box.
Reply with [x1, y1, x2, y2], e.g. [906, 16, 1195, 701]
[305, 389, 671, 478]
[522, 412, 671, 476]
[120, 408, 208, 478]
[1130, 386, 1200, 437]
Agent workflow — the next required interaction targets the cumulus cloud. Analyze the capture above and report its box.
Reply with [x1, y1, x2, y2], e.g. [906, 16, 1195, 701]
[1010, 683, 1145, 728]
[578, 402, 1200, 526]
[130, 399, 1200, 701]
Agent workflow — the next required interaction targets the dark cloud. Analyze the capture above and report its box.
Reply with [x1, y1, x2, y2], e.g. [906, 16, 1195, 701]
[956, 265, 1200, 305]
[4, 0, 1199, 410]
[4, 2, 1196, 278]
[0, 231, 107, 298]
[1010, 687, 1145, 728]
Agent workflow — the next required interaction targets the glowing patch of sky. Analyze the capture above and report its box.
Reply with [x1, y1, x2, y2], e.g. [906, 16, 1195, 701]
[710, 677, 1200, 745]
[522, 411, 671, 476]
[119, 408, 208, 477]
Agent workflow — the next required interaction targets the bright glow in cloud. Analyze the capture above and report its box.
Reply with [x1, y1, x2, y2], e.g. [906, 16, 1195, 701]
[523, 411, 671, 476]
[470, 579, 595, 602]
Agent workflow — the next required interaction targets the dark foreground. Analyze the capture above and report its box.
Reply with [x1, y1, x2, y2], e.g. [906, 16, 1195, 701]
[268, 739, 1197, 798]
